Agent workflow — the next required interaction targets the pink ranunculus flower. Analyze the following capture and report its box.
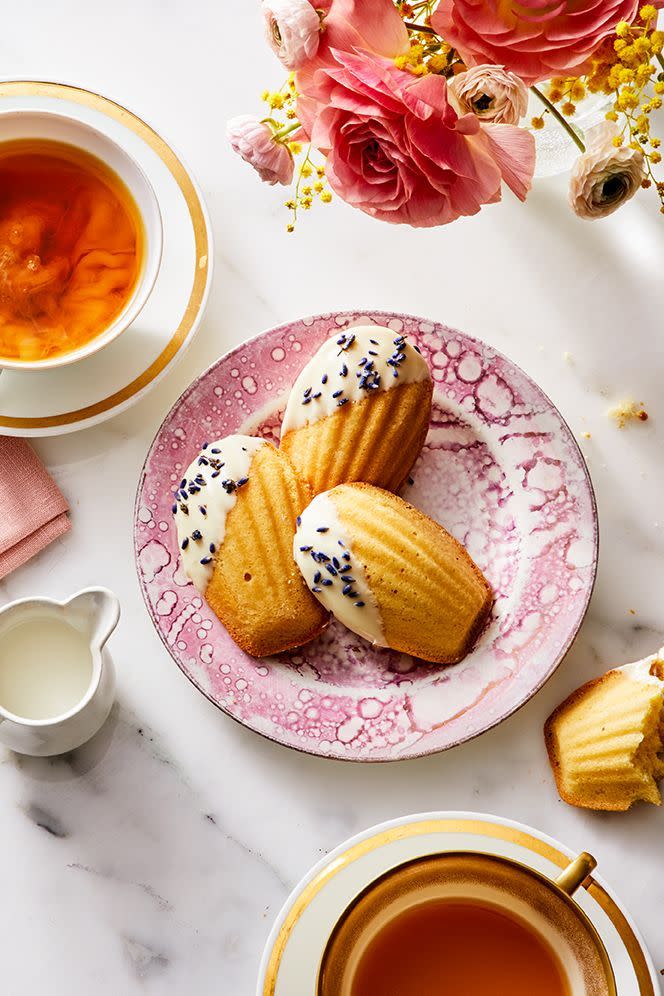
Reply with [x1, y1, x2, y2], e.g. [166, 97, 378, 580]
[296, 48, 535, 227]
[312, 0, 410, 63]
[431, 0, 663, 86]
[262, 0, 321, 70]
[226, 115, 294, 186]
[449, 65, 529, 125]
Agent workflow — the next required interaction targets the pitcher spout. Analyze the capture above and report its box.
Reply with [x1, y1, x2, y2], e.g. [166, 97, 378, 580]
[64, 587, 120, 649]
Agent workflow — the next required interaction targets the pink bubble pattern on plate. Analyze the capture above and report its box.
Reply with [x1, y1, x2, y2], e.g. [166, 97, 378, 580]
[134, 311, 597, 761]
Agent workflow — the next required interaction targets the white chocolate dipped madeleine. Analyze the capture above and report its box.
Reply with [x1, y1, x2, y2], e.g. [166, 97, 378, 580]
[545, 650, 664, 812]
[293, 483, 492, 664]
[173, 435, 328, 656]
[280, 325, 433, 496]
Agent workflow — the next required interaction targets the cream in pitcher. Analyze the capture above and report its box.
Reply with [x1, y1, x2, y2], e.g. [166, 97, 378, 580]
[0, 588, 119, 756]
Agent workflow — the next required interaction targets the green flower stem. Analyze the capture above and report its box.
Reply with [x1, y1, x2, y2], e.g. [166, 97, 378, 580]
[530, 84, 586, 154]
[657, 52, 664, 72]
[274, 121, 300, 142]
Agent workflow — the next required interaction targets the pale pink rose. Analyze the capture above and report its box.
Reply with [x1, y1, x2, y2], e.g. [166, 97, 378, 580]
[431, 0, 664, 86]
[569, 123, 645, 219]
[262, 0, 321, 70]
[226, 115, 294, 185]
[296, 49, 535, 227]
[449, 65, 528, 125]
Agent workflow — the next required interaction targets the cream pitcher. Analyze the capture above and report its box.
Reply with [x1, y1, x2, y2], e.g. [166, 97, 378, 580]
[0, 587, 119, 756]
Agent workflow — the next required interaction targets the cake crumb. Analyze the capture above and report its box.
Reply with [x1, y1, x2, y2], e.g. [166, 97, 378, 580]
[629, 608, 636, 615]
[563, 351, 573, 363]
[608, 399, 649, 428]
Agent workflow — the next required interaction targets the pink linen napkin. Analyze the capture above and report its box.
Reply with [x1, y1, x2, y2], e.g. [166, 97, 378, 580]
[0, 438, 70, 579]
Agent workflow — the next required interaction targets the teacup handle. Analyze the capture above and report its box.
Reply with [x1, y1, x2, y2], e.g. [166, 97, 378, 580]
[555, 852, 597, 896]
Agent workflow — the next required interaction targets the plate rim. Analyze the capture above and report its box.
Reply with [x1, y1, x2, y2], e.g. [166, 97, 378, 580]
[0, 78, 214, 436]
[134, 308, 599, 762]
[256, 810, 656, 996]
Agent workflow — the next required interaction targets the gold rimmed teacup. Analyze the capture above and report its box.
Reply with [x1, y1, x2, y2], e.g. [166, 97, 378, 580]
[318, 851, 615, 996]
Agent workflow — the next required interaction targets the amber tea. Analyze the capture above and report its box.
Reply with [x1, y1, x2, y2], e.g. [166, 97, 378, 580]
[0, 138, 143, 363]
[349, 898, 570, 996]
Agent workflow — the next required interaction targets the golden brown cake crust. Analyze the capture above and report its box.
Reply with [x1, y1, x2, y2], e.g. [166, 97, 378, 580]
[545, 669, 664, 811]
[544, 672, 621, 810]
[281, 379, 433, 497]
[205, 444, 328, 657]
[331, 483, 493, 664]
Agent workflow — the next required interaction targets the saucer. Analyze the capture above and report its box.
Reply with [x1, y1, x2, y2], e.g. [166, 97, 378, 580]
[257, 812, 658, 996]
[135, 310, 597, 761]
[0, 80, 213, 436]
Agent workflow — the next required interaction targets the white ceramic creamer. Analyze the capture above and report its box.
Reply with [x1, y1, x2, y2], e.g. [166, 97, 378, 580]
[0, 588, 119, 756]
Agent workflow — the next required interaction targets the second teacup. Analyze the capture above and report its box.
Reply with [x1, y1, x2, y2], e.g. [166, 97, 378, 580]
[318, 851, 615, 996]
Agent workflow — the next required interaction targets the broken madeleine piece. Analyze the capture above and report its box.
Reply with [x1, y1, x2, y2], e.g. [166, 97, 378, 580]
[545, 649, 664, 812]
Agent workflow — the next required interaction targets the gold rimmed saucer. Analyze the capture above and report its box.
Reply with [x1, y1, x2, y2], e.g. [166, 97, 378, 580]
[0, 80, 212, 436]
[257, 812, 657, 996]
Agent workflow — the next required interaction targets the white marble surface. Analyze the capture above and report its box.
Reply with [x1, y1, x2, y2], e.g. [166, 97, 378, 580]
[1, 3, 663, 993]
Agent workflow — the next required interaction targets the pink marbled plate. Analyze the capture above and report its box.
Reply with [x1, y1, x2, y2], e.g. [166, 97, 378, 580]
[134, 311, 597, 761]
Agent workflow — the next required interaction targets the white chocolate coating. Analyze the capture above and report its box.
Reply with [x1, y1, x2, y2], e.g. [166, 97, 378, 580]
[173, 435, 266, 593]
[619, 648, 664, 687]
[293, 492, 385, 646]
[280, 325, 430, 435]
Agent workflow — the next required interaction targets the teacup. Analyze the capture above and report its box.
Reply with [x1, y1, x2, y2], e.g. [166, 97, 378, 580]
[0, 108, 163, 371]
[318, 851, 615, 996]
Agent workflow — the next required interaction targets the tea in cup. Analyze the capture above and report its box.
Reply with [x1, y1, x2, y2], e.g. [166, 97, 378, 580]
[0, 110, 162, 370]
[318, 851, 615, 996]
